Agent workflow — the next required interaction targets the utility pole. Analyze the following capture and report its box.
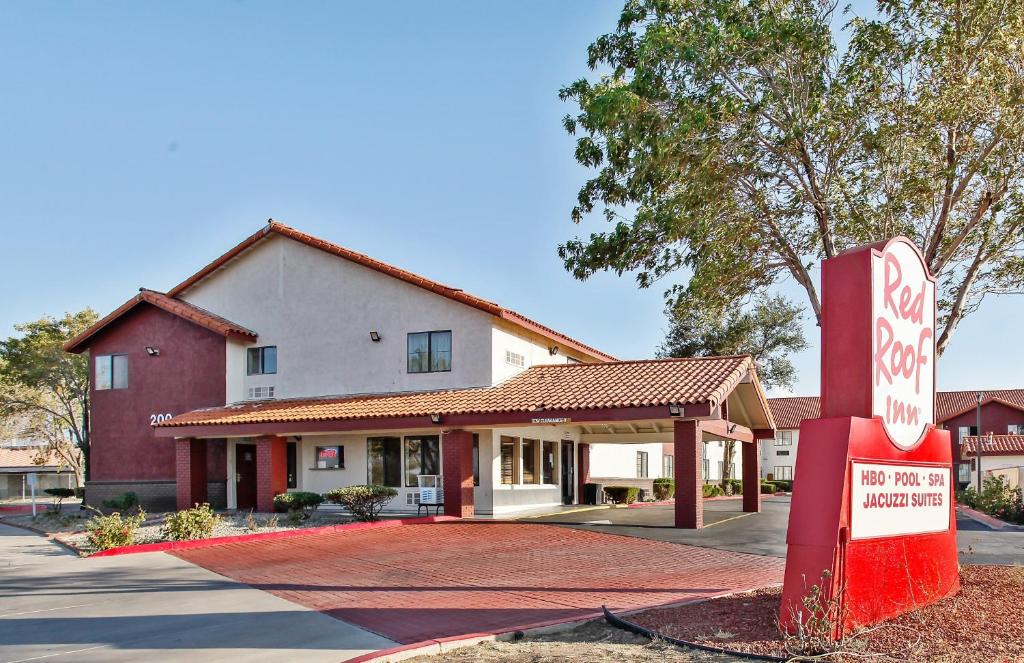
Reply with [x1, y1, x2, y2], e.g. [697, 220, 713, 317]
[976, 392, 984, 493]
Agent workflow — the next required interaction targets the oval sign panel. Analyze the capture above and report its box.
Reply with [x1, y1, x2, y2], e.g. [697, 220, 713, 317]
[870, 238, 936, 450]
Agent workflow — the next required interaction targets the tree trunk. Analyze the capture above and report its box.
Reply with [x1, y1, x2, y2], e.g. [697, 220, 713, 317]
[720, 441, 736, 493]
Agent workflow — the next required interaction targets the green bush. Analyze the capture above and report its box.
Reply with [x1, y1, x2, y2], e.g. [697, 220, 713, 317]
[44, 488, 76, 513]
[273, 491, 324, 519]
[728, 479, 742, 494]
[102, 491, 139, 512]
[962, 477, 1024, 525]
[324, 485, 398, 521]
[604, 486, 640, 504]
[86, 510, 147, 551]
[653, 478, 675, 500]
[774, 480, 793, 492]
[74, 487, 85, 499]
[760, 481, 777, 494]
[702, 484, 724, 498]
[162, 503, 219, 541]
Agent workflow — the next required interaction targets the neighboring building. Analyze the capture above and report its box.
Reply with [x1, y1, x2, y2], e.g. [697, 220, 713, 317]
[0, 443, 77, 501]
[767, 390, 1024, 488]
[66, 221, 775, 518]
[961, 435, 1024, 489]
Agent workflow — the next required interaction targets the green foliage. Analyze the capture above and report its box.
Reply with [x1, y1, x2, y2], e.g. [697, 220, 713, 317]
[560, 0, 1024, 357]
[44, 487, 76, 513]
[702, 484, 723, 498]
[774, 480, 794, 492]
[86, 510, 146, 551]
[761, 481, 778, 494]
[659, 295, 807, 389]
[273, 491, 324, 519]
[959, 477, 1024, 524]
[323, 485, 397, 522]
[162, 503, 219, 541]
[652, 477, 675, 500]
[102, 491, 139, 513]
[604, 486, 640, 504]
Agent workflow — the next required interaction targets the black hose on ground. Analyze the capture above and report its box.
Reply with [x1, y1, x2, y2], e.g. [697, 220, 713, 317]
[602, 605, 789, 662]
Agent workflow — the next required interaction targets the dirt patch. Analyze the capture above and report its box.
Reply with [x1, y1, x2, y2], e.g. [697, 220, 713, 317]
[627, 565, 1024, 662]
[402, 619, 734, 662]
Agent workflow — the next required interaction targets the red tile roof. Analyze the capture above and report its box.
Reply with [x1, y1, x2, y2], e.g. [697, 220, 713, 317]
[961, 435, 1024, 456]
[158, 355, 756, 428]
[766, 397, 821, 430]
[0, 446, 67, 470]
[65, 289, 258, 353]
[165, 221, 617, 362]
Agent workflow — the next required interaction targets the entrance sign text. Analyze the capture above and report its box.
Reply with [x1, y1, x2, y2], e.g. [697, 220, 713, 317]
[849, 462, 950, 540]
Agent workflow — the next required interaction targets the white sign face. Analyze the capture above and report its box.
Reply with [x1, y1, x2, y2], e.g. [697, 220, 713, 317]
[26, 472, 38, 488]
[850, 462, 950, 540]
[871, 239, 935, 450]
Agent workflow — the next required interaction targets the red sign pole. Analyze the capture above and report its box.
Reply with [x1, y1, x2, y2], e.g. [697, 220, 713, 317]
[780, 237, 959, 636]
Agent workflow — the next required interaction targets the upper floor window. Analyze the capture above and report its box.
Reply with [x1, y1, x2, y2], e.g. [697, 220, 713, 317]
[505, 350, 525, 368]
[407, 331, 451, 373]
[95, 354, 128, 390]
[1009, 425, 1024, 435]
[958, 426, 978, 442]
[247, 346, 277, 375]
[775, 430, 794, 446]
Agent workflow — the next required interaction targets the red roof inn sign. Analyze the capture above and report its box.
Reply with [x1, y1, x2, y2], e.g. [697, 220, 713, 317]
[782, 237, 958, 637]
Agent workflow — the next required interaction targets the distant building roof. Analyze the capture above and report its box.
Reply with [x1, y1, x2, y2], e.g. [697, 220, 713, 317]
[0, 446, 67, 471]
[962, 435, 1024, 456]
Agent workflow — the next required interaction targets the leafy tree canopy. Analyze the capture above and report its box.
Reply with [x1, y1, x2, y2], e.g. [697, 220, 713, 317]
[560, 0, 1024, 355]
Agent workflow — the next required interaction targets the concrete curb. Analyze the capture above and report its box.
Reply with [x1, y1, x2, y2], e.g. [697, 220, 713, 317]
[956, 505, 1009, 530]
[89, 515, 459, 558]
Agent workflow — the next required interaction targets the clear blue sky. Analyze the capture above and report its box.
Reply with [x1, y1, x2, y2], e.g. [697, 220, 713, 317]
[1, 1, 1019, 397]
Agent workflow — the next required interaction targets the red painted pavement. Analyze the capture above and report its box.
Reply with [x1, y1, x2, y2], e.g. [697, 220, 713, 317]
[172, 521, 784, 645]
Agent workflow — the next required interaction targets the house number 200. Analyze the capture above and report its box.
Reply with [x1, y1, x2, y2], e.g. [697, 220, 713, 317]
[150, 413, 173, 425]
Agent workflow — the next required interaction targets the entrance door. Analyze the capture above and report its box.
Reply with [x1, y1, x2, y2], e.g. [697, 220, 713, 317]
[560, 441, 574, 504]
[235, 443, 258, 510]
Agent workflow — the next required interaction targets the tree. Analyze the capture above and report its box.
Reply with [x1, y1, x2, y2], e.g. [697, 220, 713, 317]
[559, 0, 1024, 356]
[659, 295, 808, 390]
[0, 311, 96, 484]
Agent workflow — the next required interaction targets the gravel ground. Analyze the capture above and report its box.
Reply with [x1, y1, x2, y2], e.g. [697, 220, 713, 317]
[0, 509, 353, 555]
[628, 565, 1024, 662]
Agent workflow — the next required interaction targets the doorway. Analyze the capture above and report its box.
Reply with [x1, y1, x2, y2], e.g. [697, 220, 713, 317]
[560, 441, 574, 504]
[235, 443, 257, 510]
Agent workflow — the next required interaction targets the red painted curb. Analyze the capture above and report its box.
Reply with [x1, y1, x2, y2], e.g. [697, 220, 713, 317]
[0, 505, 40, 513]
[89, 515, 459, 558]
[956, 504, 1008, 530]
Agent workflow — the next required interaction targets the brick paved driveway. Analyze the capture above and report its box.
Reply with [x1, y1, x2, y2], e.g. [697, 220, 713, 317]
[172, 521, 784, 644]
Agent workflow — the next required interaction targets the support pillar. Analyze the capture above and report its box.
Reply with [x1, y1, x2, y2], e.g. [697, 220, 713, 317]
[577, 443, 591, 504]
[674, 419, 703, 528]
[175, 438, 207, 510]
[256, 435, 287, 513]
[442, 429, 474, 518]
[742, 439, 761, 513]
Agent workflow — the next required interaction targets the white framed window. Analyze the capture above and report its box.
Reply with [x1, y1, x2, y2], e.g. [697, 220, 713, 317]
[636, 451, 649, 478]
[775, 430, 794, 446]
[1008, 425, 1024, 435]
[958, 462, 972, 483]
[774, 466, 793, 480]
[95, 354, 128, 390]
[247, 346, 277, 375]
[505, 350, 525, 367]
[248, 386, 275, 399]
[958, 425, 977, 443]
[663, 455, 674, 478]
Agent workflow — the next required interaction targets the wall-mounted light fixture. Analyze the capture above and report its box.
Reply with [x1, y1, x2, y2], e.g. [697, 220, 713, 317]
[145, 346, 160, 356]
[727, 423, 737, 434]
[548, 346, 560, 356]
[293, 435, 303, 442]
[369, 331, 381, 342]
[429, 413, 442, 425]
[668, 403, 683, 417]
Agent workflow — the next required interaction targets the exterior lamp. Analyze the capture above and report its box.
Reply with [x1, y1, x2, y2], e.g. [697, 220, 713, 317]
[145, 346, 160, 356]
[548, 346, 559, 356]
[668, 403, 683, 417]
[369, 331, 381, 342]
[429, 413, 442, 425]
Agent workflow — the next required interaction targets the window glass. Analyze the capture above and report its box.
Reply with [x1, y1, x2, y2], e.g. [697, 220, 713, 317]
[367, 437, 401, 486]
[522, 439, 538, 484]
[407, 333, 430, 373]
[430, 331, 452, 372]
[247, 346, 278, 375]
[958, 462, 972, 483]
[287, 442, 297, 488]
[542, 441, 555, 484]
[472, 434, 480, 487]
[112, 354, 128, 389]
[404, 436, 440, 487]
[500, 436, 516, 485]
[316, 445, 343, 469]
[637, 451, 649, 478]
[262, 346, 277, 374]
[774, 466, 793, 480]
[95, 355, 112, 391]
[663, 455, 674, 478]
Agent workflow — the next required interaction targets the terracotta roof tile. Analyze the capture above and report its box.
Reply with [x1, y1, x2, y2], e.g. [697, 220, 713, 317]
[767, 397, 821, 430]
[935, 390, 1024, 422]
[65, 289, 257, 353]
[962, 435, 1024, 455]
[0, 446, 66, 470]
[159, 355, 755, 428]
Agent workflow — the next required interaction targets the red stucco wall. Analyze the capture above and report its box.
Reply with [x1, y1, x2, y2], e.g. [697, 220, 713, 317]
[943, 401, 1024, 465]
[87, 305, 227, 481]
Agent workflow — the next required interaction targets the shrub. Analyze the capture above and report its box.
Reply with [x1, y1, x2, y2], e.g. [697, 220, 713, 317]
[86, 510, 146, 551]
[702, 484, 723, 498]
[324, 485, 397, 521]
[273, 491, 324, 519]
[604, 486, 640, 504]
[728, 479, 743, 494]
[760, 481, 777, 494]
[774, 480, 794, 492]
[102, 491, 139, 513]
[74, 486, 85, 499]
[653, 478, 675, 500]
[162, 503, 219, 541]
[44, 488, 76, 513]
[966, 476, 1024, 525]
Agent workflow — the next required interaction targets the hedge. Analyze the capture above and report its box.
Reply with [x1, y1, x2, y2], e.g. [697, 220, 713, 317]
[652, 478, 675, 500]
[604, 486, 640, 504]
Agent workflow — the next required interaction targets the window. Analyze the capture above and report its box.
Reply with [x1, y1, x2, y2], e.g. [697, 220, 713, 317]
[636, 451, 649, 478]
[247, 346, 277, 375]
[1009, 425, 1024, 435]
[286, 442, 297, 488]
[500, 436, 517, 485]
[774, 466, 793, 480]
[404, 436, 440, 486]
[472, 434, 480, 487]
[958, 462, 972, 483]
[248, 386, 275, 399]
[775, 430, 794, 446]
[522, 439, 538, 484]
[958, 426, 977, 442]
[663, 455, 674, 478]
[407, 331, 452, 373]
[95, 354, 128, 390]
[542, 441, 556, 484]
[367, 437, 401, 487]
[505, 350, 525, 367]
[315, 445, 344, 470]
[702, 458, 710, 479]
[777, 450, 790, 456]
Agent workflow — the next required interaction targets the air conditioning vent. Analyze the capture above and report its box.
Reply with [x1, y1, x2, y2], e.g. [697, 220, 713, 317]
[505, 350, 525, 368]
[248, 386, 275, 400]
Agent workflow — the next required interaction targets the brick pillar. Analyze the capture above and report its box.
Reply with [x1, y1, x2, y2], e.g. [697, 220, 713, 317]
[442, 429, 474, 518]
[577, 443, 591, 504]
[256, 435, 286, 513]
[674, 419, 702, 528]
[742, 438, 761, 513]
[175, 438, 207, 510]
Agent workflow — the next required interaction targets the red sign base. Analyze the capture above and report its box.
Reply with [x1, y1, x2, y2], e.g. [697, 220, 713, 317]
[780, 416, 959, 636]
